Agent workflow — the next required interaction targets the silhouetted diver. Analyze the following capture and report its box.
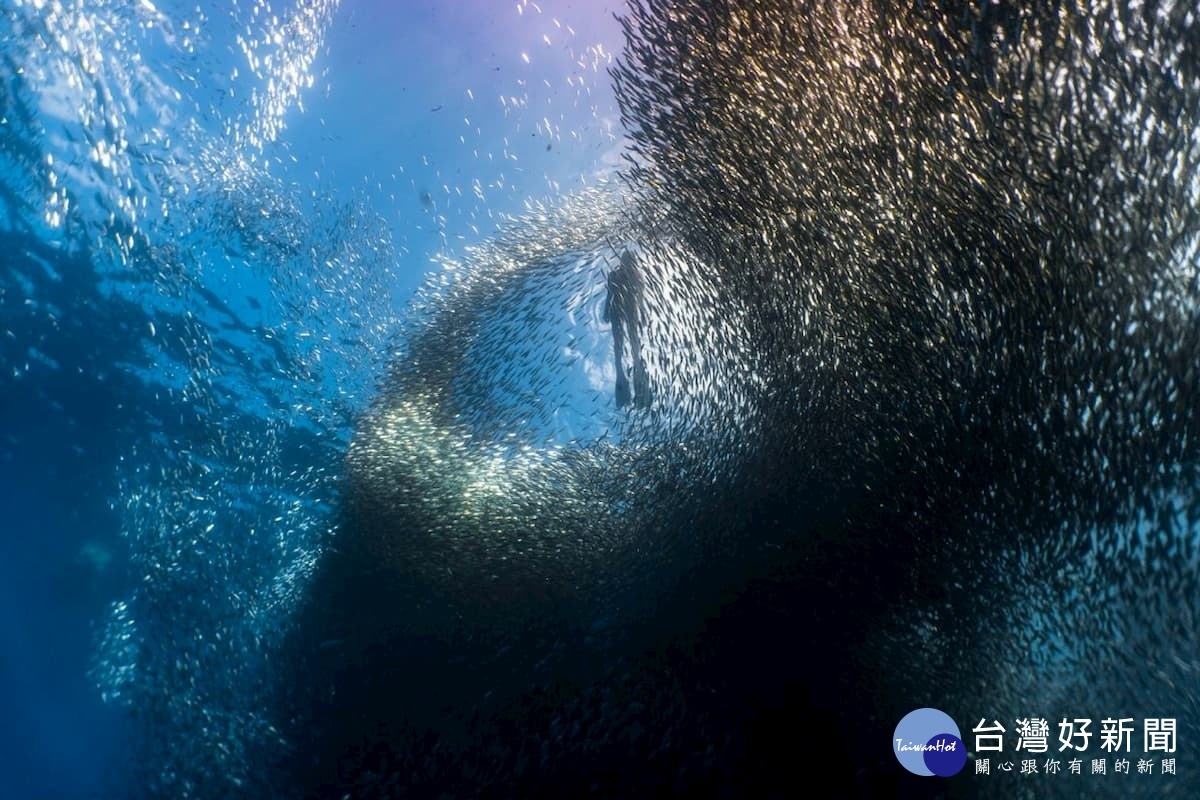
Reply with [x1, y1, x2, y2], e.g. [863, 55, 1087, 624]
[603, 250, 651, 409]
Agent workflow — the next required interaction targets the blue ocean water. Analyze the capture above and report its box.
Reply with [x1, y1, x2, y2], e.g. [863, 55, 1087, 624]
[12, 2, 1200, 798]
[0, 1, 624, 795]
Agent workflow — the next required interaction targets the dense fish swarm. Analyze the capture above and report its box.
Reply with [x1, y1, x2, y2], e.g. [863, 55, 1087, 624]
[291, 1, 1200, 798]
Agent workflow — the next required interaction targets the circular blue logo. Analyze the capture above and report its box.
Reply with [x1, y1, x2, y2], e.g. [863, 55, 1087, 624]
[893, 708, 967, 777]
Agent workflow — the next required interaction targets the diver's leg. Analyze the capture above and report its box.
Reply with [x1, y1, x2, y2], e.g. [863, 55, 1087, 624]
[629, 325, 651, 409]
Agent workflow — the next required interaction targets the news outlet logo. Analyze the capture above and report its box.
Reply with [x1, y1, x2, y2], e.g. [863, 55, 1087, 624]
[894, 707, 968, 777]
